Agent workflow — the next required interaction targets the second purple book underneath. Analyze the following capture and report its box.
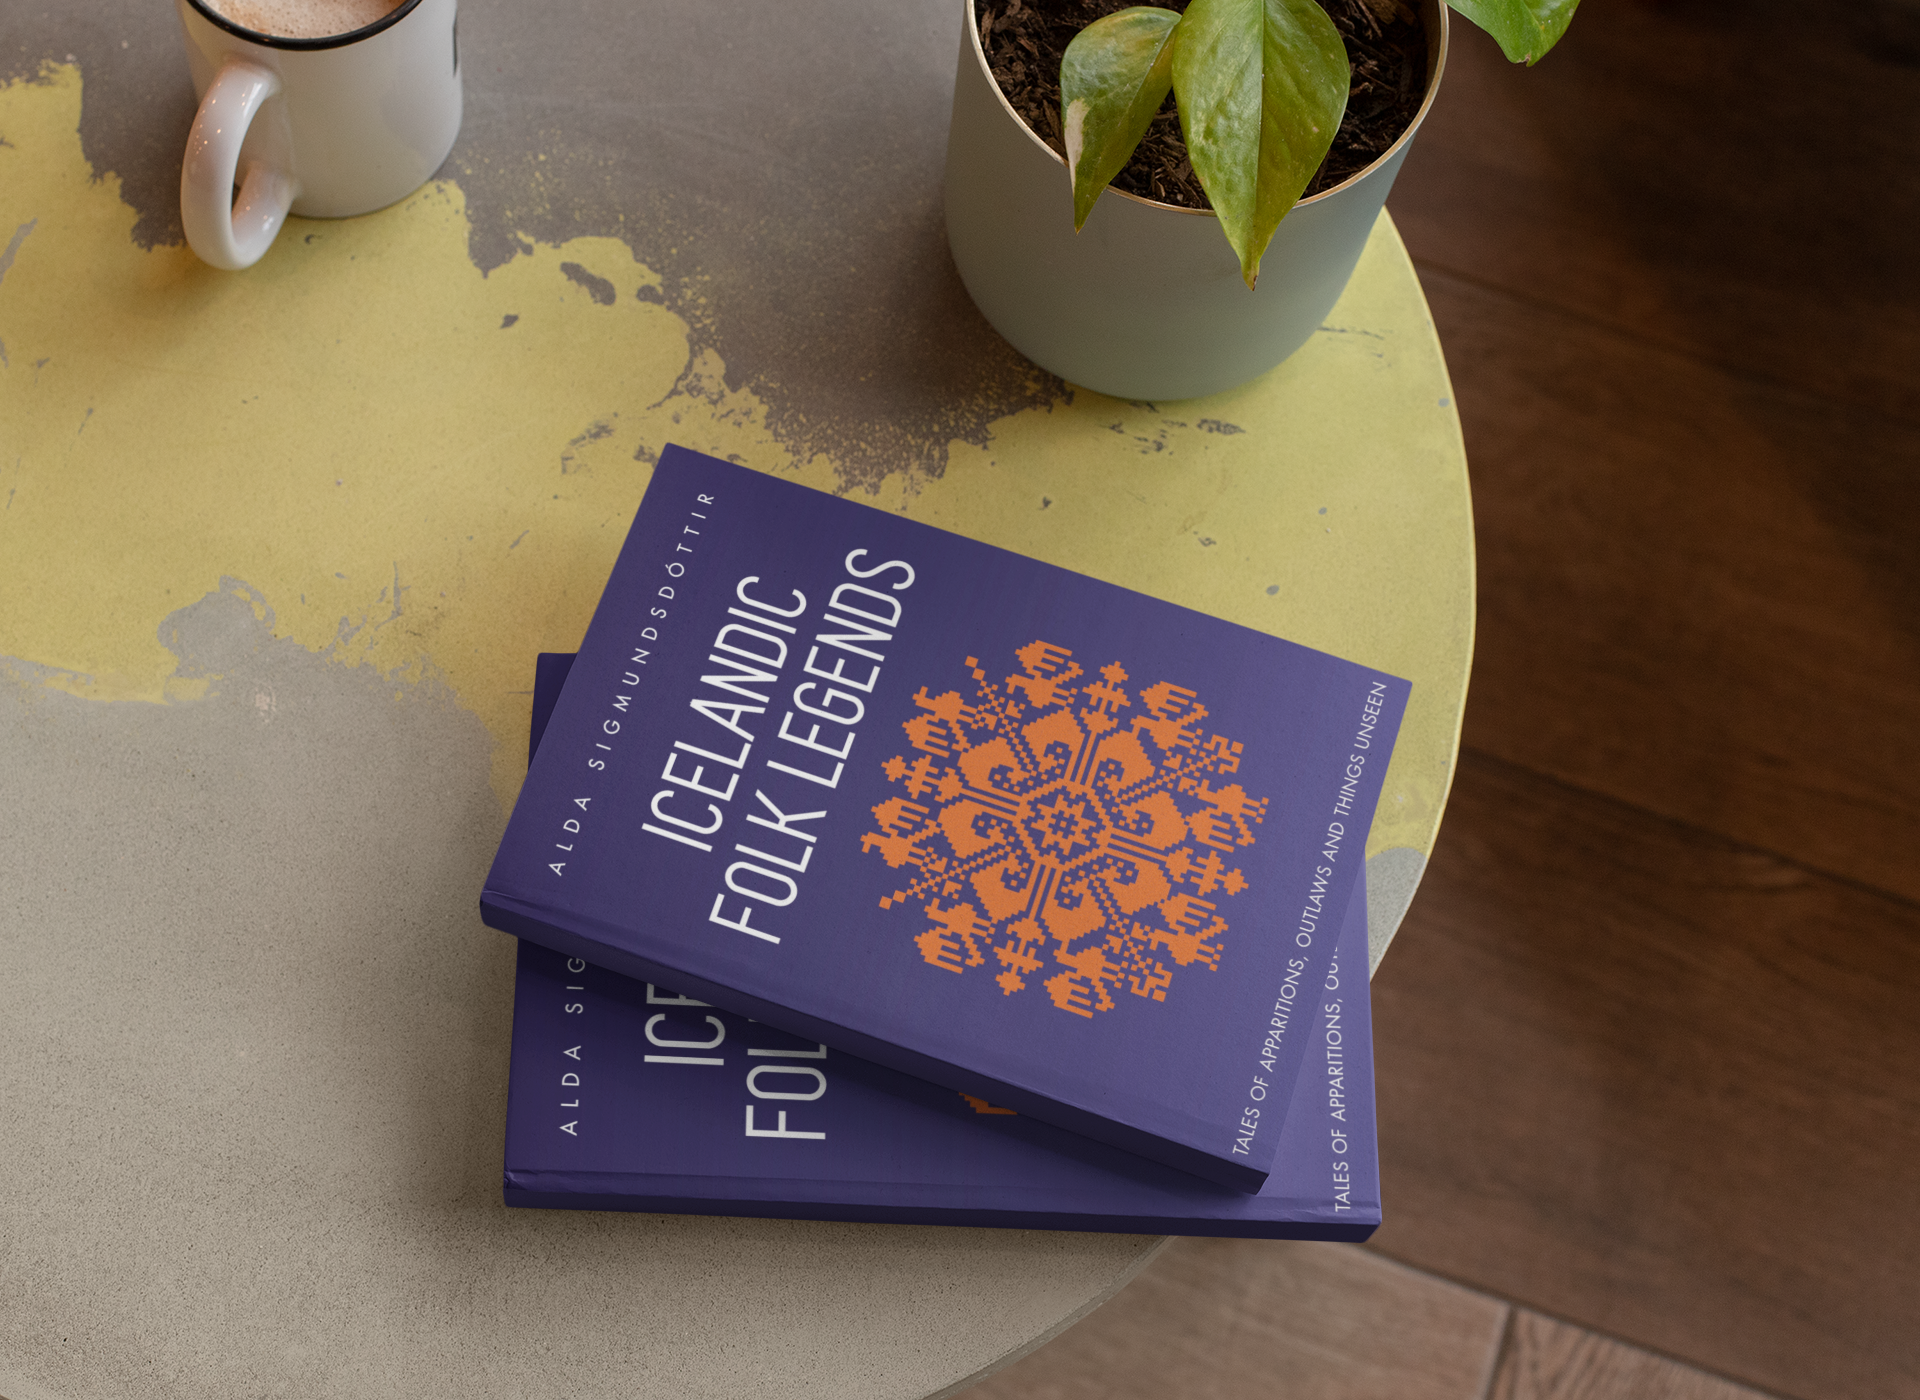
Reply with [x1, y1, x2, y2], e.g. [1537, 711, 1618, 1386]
[503, 654, 1381, 1238]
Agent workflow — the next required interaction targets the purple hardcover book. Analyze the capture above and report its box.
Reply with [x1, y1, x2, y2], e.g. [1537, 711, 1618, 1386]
[504, 654, 1382, 1236]
[482, 447, 1409, 1191]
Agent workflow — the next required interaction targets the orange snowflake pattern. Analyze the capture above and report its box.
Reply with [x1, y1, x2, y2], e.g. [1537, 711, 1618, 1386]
[860, 641, 1269, 1018]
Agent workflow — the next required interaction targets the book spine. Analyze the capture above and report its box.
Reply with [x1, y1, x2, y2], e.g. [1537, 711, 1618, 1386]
[501, 1174, 1375, 1242]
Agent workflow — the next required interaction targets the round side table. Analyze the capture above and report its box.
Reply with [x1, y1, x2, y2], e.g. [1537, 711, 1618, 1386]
[0, 7, 1468, 1393]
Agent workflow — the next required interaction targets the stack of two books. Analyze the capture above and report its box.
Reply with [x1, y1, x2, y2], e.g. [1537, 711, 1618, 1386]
[484, 445, 1410, 1236]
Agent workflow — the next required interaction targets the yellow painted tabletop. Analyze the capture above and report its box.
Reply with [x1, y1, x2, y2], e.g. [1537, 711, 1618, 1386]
[0, 58, 1469, 892]
[0, 43, 1471, 1400]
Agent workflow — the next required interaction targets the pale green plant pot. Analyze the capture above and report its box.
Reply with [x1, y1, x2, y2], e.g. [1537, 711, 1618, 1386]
[944, 0, 1448, 402]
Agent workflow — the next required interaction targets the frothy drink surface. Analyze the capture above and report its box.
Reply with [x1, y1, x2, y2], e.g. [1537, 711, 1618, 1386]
[205, 0, 407, 39]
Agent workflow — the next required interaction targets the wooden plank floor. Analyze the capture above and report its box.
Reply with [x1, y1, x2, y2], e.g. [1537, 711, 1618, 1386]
[1393, 0, 1920, 900]
[965, 4, 1920, 1399]
[1371, 753, 1920, 1400]
[963, 1242, 1788, 1400]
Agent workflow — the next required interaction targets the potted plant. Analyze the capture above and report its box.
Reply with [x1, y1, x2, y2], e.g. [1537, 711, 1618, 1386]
[944, 0, 1578, 400]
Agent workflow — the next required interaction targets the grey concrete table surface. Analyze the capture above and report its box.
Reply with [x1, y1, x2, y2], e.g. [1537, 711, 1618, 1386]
[0, 0, 1473, 1395]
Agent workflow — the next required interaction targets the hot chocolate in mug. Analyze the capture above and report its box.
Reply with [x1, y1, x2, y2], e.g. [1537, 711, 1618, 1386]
[175, 0, 462, 270]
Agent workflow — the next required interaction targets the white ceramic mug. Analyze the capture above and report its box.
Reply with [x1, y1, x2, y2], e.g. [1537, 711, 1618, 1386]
[175, 0, 462, 270]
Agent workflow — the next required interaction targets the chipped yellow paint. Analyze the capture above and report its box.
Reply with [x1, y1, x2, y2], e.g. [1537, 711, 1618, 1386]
[0, 62, 1471, 858]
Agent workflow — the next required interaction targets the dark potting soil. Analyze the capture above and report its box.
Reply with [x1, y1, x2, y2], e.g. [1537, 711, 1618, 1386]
[977, 0, 1428, 209]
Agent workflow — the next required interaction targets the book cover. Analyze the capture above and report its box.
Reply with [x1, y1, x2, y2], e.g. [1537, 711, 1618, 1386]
[505, 654, 1382, 1236]
[482, 447, 1408, 1191]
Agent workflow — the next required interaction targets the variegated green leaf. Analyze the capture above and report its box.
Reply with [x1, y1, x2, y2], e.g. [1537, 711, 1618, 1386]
[1173, 0, 1349, 289]
[1447, 0, 1580, 65]
[1061, 7, 1182, 230]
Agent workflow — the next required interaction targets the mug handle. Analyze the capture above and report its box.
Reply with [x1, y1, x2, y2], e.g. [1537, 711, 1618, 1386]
[181, 56, 302, 271]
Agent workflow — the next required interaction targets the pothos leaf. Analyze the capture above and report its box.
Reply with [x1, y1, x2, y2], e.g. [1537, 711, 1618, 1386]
[1447, 0, 1580, 65]
[1173, 0, 1349, 289]
[1061, 7, 1182, 230]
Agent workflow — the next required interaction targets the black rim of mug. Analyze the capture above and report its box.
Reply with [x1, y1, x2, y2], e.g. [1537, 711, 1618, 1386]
[182, 0, 429, 51]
